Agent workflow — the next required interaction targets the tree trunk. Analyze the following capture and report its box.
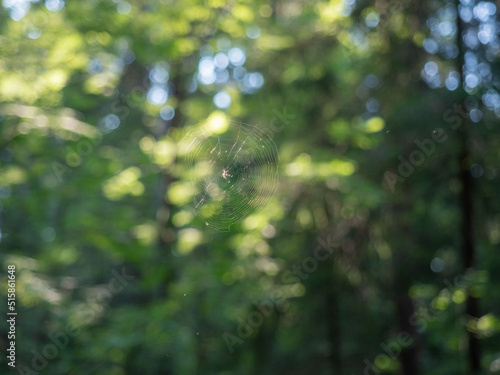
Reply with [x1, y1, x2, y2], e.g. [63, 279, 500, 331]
[455, 2, 481, 372]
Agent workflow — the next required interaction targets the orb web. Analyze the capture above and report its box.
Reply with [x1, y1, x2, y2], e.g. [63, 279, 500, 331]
[182, 122, 279, 232]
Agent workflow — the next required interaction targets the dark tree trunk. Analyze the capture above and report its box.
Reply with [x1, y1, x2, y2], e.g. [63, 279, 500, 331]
[396, 295, 420, 375]
[459, 135, 481, 372]
[326, 275, 342, 375]
[455, 2, 482, 372]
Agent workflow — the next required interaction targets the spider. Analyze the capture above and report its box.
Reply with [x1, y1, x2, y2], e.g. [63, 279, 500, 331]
[222, 168, 230, 180]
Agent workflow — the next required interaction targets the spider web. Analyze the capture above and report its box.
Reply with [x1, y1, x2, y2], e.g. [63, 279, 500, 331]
[182, 122, 279, 232]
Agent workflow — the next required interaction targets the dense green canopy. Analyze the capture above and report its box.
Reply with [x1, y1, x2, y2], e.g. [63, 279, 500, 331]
[1, 0, 499, 374]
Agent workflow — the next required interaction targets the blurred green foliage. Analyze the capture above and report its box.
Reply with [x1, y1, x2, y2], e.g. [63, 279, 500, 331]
[1, 0, 500, 374]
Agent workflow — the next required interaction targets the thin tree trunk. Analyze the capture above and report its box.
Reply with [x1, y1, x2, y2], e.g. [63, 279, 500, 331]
[396, 295, 420, 375]
[326, 281, 342, 375]
[455, 2, 481, 372]
[323, 198, 343, 375]
[393, 210, 420, 375]
[459, 133, 481, 373]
